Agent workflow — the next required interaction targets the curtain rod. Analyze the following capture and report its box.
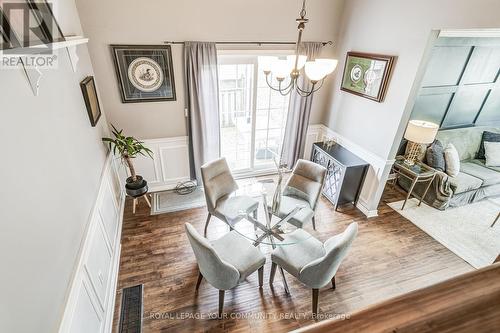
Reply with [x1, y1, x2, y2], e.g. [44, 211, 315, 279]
[164, 41, 333, 46]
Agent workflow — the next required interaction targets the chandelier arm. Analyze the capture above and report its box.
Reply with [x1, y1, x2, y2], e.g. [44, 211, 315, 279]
[278, 79, 296, 96]
[295, 77, 324, 95]
[265, 75, 288, 92]
[294, 82, 316, 98]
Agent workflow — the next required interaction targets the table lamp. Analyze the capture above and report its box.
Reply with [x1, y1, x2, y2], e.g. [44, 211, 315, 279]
[403, 120, 439, 165]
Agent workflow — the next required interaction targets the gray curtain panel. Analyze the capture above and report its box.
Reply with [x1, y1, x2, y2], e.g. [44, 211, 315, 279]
[281, 42, 324, 169]
[184, 42, 221, 182]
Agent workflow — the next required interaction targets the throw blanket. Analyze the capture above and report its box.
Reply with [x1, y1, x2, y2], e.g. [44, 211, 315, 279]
[398, 171, 453, 210]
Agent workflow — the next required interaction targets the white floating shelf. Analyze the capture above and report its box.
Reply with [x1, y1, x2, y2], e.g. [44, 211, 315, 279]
[0, 36, 88, 56]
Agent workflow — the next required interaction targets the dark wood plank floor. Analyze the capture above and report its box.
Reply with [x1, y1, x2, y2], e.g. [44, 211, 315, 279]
[112, 186, 473, 333]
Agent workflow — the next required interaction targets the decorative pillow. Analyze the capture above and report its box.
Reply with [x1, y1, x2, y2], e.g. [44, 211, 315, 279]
[477, 131, 500, 159]
[444, 143, 460, 177]
[426, 140, 446, 171]
[484, 141, 500, 167]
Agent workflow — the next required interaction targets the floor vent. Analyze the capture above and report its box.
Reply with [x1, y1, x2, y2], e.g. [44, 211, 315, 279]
[119, 284, 143, 333]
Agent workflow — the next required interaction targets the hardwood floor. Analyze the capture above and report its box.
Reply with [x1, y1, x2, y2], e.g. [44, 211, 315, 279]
[112, 185, 473, 333]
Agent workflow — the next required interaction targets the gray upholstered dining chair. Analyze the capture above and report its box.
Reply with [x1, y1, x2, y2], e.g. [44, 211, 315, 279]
[201, 157, 259, 236]
[273, 159, 327, 230]
[185, 223, 266, 315]
[270, 222, 358, 316]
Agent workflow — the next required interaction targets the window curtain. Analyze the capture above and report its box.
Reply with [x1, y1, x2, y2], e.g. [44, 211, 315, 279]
[184, 42, 220, 182]
[281, 42, 323, 169]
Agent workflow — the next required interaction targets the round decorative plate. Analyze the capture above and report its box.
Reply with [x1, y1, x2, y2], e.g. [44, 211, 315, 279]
[364, 69, 378, 85]
[350, 64, 363, 83]
[127, 57, 164, 92]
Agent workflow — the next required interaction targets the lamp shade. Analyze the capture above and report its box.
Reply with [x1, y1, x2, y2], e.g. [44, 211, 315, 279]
[404, 120, 439, 144]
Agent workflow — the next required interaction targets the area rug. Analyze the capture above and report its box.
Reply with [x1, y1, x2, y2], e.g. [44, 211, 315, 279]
[151, 177, 279, 215]
[388, 198, 500, 269]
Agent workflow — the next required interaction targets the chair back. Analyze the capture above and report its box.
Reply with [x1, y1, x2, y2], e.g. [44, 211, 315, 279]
[299, 222, 358, 289]
[201, 157, 238, 213]
[185, 223, 240, 290]
[283, 159, 326, 209]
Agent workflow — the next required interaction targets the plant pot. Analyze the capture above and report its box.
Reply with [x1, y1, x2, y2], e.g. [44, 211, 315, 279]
[126, 175, 144, 189]
[125, 176, 148, 197]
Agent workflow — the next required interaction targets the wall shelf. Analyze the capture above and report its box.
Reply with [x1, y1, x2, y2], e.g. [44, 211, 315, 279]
[0, 36, 88, 57]
[0, 36, 88, 96]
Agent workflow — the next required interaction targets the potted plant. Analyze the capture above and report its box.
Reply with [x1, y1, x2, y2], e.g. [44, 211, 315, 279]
[102, 125, 153, 197]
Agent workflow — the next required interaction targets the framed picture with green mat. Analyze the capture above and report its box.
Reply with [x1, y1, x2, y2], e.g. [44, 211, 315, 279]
[340, 52, 396, 102]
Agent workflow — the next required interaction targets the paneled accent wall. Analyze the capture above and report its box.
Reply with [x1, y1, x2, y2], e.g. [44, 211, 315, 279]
[132, 137, 191, 191]
[58, 154, 125, 333]
[411, 37, 500, 128]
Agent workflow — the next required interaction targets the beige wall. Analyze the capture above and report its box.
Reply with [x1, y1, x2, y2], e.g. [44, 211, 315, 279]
[75, 0, 346, 139]
[0, 1, 109, 332]
[324, 0, 500, 161]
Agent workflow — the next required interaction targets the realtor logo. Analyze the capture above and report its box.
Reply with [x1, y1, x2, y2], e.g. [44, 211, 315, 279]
[1, 1, 64, 68]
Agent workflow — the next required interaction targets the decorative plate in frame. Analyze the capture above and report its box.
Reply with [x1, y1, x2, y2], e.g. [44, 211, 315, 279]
[340, 52, 396, 102]
[111, 44, 176, 103]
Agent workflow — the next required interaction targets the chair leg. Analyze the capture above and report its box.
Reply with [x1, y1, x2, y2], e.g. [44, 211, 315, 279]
[253, 209, 258, 231]
[218, 290, 225, 317]
[204, 213, 212, 237]
[258, 266, 264, 288]
[143, 194, 151, 208]
[195, 271, 203, 292]
[331, 276, 336, 290]
[312, 289, 319, 317]
[269, 262, 277, 285]
[312, 216, 316, 230]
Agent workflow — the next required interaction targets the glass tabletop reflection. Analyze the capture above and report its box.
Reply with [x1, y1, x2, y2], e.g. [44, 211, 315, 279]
[221, 180, 313, 246]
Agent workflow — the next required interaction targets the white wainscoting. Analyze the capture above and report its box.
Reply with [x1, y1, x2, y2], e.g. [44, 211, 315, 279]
[58, 154, 125, 333]
[132, 137, 191, 192]
[134, 129, 391, 217]
[306, 124, 394, 217]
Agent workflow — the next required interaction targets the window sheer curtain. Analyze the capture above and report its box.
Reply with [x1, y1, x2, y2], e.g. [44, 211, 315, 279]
[184, 42, 220, 182]
[281, 42, 323, 169]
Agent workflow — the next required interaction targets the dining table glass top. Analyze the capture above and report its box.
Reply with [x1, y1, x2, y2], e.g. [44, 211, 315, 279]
[220, 179, 313, 246]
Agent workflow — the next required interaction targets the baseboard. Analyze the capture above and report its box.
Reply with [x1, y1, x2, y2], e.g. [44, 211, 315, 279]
[356, 201, 379, 218]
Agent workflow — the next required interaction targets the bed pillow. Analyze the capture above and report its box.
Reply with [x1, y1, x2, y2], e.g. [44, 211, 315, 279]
[426, 140, 446, 171]
[444, 143, 460, 177]
[484, 141, 500, 167]
[477, 131, 500, 159]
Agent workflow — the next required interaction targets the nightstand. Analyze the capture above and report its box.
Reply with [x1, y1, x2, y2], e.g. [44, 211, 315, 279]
[391, 157, 436, 210]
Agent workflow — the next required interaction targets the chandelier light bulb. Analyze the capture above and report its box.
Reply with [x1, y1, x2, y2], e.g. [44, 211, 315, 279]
[286, 55, 307, 71]
[315, 58, 338, 75]
[274, 59, 291, 80]
[259, 56, 277, 73]
[305, 61, 328, 82]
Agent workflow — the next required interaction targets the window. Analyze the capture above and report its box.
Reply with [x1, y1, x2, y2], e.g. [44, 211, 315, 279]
[218, 53, 291, 174]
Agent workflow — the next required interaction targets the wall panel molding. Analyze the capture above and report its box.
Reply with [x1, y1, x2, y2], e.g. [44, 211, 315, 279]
[58, 154, 125, 333]
[133, 136, 191, 192]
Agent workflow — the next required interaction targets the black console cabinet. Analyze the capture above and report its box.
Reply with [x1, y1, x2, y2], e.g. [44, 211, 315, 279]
[311, 142, 369, 209]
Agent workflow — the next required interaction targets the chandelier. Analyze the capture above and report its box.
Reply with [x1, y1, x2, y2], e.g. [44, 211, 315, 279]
[260, 0, 338, 97]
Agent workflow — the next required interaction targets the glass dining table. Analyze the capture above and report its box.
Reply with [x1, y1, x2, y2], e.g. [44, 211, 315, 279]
[219, 179, 313, 293]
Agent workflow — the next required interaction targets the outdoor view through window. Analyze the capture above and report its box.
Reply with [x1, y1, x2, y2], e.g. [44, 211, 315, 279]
[218, 54, 291, 173]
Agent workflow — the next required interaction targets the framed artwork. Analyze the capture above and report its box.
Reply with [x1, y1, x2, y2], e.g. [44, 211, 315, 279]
[110, 44, 176, 103]
[80, 76, 102, 127]
[0, 0, 65, 47]
[340, 52, 396, 102]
